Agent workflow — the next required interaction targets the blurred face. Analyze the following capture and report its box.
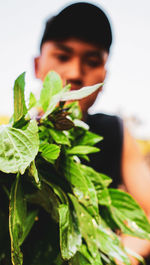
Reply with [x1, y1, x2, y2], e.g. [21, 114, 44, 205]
[34, 38, 108, 115]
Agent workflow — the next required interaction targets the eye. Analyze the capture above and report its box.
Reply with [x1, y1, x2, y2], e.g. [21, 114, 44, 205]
[56, 54, 70, 62]
[86, 58, 103, 68]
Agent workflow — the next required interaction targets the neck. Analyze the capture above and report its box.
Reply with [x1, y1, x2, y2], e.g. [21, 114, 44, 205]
[82, 111, 88, 122]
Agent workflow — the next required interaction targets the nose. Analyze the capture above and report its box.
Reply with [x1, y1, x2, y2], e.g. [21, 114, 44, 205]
[65, 57, 84, 88]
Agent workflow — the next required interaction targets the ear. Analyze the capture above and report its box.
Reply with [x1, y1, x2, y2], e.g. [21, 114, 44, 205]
[99, 68, 107, 92]
[104, 68, 107, 80]
[34, 56, 40, 78]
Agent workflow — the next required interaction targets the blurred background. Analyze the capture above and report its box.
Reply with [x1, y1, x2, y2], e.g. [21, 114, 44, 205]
[0, 0, 150, 157]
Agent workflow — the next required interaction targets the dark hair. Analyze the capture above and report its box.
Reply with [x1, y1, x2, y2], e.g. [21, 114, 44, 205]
[40, 2, 112, 52]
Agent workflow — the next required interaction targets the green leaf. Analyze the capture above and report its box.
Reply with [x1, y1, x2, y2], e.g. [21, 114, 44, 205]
[28, 160, 41, 189]
[64, 159, 99, 219]
[0, 120, 39, 174]
[28, 182, 60, 223]
[38, 124, 53, 143]
[13, 116, 29, 130]
[69, 194, 130, 265]
[49, 128, 70, 146]
[80, 165, 112, 188]
[19, 210, 38, 246]
[71, 244, 100, 265]
[9, 174, 25, 265]
[40, 71, 62, 112]
[13, 72, 27, 123]
[66, 102, 82, 120]
[42, 178, 68, 205]
[73, 119, 89, 130]
[96, 224, 130, 265]
[99, 206, 119, 233]
[42, 83, 103, 118]
[79, 166, 112, 206]
[75, 131, 103, 146]
[69, 194, 102, 264]
[61, 83, 103, 101]
[109, 189, 150, 240]
[28, 92, 37, 110]
[67, 145, 100, 155]
[42, 88, 67, 118]
[98, 173, 112, 187]
[97, 188, 111, 206]
[59, 204, 81, 260]
[47, 71, 63, 96]
[78, 154, 90, 162]
[40, 143, 60, 162]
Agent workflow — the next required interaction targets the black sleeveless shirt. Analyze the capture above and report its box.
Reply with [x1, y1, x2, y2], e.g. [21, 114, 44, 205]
[86, 113, 123, 188]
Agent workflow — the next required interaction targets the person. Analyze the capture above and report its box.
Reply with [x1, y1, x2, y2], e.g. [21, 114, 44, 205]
[34, 2, 150, 264]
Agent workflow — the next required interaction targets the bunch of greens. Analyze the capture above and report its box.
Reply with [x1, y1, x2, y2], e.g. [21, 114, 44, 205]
[0, 71, 150, 265]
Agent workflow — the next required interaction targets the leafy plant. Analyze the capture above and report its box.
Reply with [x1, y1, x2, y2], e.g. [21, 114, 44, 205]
[0, 71, 149, 265]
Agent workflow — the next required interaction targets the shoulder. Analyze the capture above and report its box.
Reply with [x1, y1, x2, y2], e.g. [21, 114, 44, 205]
[87, 112, 122, 126]
[86, 113, 123, 138]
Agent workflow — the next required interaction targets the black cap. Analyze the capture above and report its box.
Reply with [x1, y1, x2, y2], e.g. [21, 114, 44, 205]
[40, 2, 112, 52]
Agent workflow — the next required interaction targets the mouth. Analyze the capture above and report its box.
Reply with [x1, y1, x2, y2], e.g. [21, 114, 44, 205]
[70, 84, 82, 91]
[66, 80, 83, 91]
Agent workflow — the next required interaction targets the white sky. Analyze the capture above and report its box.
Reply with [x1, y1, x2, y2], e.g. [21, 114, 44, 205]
[0, 0, 150, 138]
